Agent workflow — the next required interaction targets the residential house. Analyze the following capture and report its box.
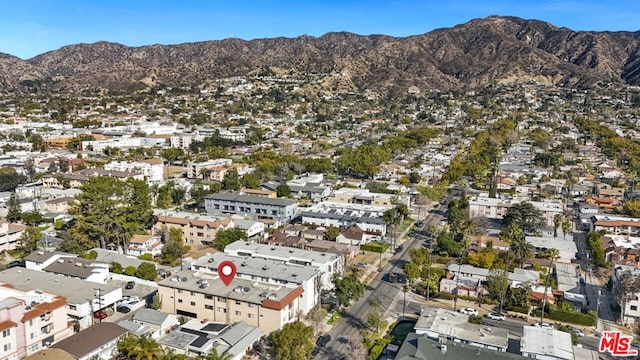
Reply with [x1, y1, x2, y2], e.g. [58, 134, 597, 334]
[612, 265, 640, 325]
[555, 263, 581, 292]
[103, 159, 164, 183]
[24, 251, 109, 284]
[0, 285, 73, 359]
[595, 183, 625, 205]
[153, 210, 235, 249]
[336, 225, 366, 246]
[127, 234, 163, 257]
[396, 333, 527, 360]
[439, 275, 486, 298]
[525, 232, 577, 264]
[51, 323, 128, 360]
[520, 326, 593, 360]
[44, 197, 73, 214]
[603, 234, 640, 266]
[158, 270, 303, 334]
[304, 240, 359, 260]
[590, 214, 640, 236]
[157, 319, 261, 360]
[131, 308, 178, 339]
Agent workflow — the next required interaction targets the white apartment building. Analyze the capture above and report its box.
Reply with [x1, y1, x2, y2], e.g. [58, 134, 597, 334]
[187, 158, 233, 179]
[468, 193, 564, 227]
[103, 159, 164, 183]
[300, 201, 387, 240]
[205, 193, 298, 224]
[81, 137, 166, 154]
[0, 285, 73, 359]
[224, 241, 344, 289]
[170, 134, 205, 150]
[25, 251, 110, 284]
[0, 222, 26, 253]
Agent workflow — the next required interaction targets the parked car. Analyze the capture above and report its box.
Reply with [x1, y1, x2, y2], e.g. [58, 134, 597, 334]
[356, 262, 369, 268]
[117, 305, 132, 313]
[458, 308, 479, 316]
[93, 311, 108, 320]
[572, 328, 584, 337]
[316, 334, 331, 347]
[125, 281, 135, 289]
[486, 313, 506, 321]
[531, 322, 554, 329]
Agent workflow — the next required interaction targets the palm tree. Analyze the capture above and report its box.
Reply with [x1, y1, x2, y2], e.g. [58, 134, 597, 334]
[561, 218, 572, 240]
[553, 214, 563, 237]
[500, 223, 532, 268]
[539, 248, 560, 325]
[197, 348, 233, 360]
[453, 237, 471, 311]
[135, 335, 163, 360]
[161, 348, 188, 360]
[117, 334, 139, 359]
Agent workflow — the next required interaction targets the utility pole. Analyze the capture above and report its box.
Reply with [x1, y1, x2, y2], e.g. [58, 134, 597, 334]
[596, 289, 601, 330]
[94, 288, 104, 323]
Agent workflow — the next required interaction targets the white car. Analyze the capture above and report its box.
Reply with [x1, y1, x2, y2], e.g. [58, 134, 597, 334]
[572, 328, 584, 337]
[486, 313, 506, 321]
[458, 308, 479, 316]
[531, 322, 554, 329]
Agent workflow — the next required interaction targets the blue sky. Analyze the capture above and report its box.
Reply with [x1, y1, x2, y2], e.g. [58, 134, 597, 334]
[2, 0, 639, 59]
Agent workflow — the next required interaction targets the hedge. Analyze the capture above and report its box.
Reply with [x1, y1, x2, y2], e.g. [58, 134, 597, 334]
[434, 292, 453, 300]
[360, 242, 390, 253]
[532, 309, 596, 326]
[504, 305, 529, 314]
[458, 294, 499, 305]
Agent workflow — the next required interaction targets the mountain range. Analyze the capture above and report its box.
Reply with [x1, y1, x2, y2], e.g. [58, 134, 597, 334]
[1, 16, 639, 96]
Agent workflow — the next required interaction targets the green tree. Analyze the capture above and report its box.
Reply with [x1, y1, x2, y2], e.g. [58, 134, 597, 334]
[485, 269, 510, 313]
[150, 293, 163, 310]
[135, 335, 163, 360]
[325, 226, 340, 241]
[270, 320, 315, 360]
[503, 202, 545, 233]
[276, 184, 291, 197]
[124, 266, 137, 276]
[222, 169, 240, 191]
[135, 262, 157, 281]
[240, 173, 261, 189]
[553, 214, 563, 238]
[332, 273, 365, 307]
[117, 333, 139, 358]
[197, 348, 233, 360]
[403, 262, 420, 284]
[6, 192, 21, 223]
[623, 200, 640, 217]
[161, 228, 189, 265]
[18, 226, 41, 253]
[111, 262, 123, 274]
[561, 218, 572, 240]
[586, 232, 606, 266]
[214, 228, 247, 251]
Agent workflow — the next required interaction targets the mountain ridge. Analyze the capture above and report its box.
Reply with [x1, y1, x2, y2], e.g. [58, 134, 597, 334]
[1, 16, 639, 96]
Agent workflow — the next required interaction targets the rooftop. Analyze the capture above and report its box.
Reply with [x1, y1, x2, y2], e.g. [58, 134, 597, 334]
[520, 326, 574, 360]
[192, 252, 319, 283]
[52, 323, 128, 358]
[0, 267, 118, 304]
[224, 241, 341, 264]
[205, 192, 296, 207]
[396, 333, 526, 360]
[158, 270, 303, 310]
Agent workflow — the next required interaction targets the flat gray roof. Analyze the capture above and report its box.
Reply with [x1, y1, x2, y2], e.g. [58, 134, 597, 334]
[0, 267, 119, 304]
[224, 241, 340, 264]
[205, 192, 296, 207]
[158, 270, 299, 306]
[193, 252, 318, 283]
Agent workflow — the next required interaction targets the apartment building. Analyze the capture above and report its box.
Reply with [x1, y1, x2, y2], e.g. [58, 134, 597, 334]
[24, 251, 109, 284]
[328, 187, 395, 207]
[0, 222, 26, 253]
[205, 193, 298, 224]
[300, 202, 387, 240]
[103, 159, 164, 182]
[224, 241, 344, 289]
[0, 268, 123, 329]
[153, 210, 235, 249]
[0, 285, 73, 359]
[158, 271, 303, 334]
[127, 234, 163, 257]
[613, 264, 640, 325]
[187, 159, 233, 179]
[468, 194, 563, 227]
[192, 252, 319, 313]
[590, 214, 640, 236]
[170, 134, 205, 150]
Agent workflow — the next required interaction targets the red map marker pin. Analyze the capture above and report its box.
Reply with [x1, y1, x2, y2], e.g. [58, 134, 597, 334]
[218, 261, 236, 286]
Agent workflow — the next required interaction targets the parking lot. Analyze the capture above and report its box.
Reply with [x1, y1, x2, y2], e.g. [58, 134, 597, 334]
[106, 279, 157, 303]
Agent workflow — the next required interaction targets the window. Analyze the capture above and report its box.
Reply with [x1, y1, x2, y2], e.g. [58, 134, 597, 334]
[190, 291, 195, 296]
[205, 305, 213, 310]
[190, 301, 196, 306]
[235, 300, 241, 305]
[217, 297, 226, 303]
[248, 313, 254, 319]
[205, 294, 213, 300]
[31, 332, 36, 339]
[217, 307, 227, 313]
[178, 299, 183, 304]
[235, 311, 241, 316]
[68, 305, 76, 311]
[632, 305, 638, 311]
[2, 329, 10, 337]
[248, 303, 255, 308]
[4, 343, 11, 352]
[177, 290, 183, 294]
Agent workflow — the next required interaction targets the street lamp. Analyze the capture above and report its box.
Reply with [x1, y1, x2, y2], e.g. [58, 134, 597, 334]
[596, 289, 601, 330]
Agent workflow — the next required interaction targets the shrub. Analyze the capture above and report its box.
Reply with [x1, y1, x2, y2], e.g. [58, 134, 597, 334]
[532, 309, 595, 326]
[504, 305, 529, 314]
[469, 315, 484, 324]
[360, 242, 390, 253]
[111, 262, 123, 274]
[138, 253, 154, 261]
[124, 266, 136, 276]
[434, 292, 453, 300]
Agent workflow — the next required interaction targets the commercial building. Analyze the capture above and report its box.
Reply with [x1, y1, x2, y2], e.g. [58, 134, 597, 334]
[205, 193, 298, 224]
[158, 271, 303, 334]
[0, 285, 73, 359]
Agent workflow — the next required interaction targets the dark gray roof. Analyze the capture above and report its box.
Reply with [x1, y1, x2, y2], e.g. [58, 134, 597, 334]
[52, 323, 128, 358]
[396, 333, 526, 360]
[205, 192, 296, 207]
[300, 210, 386, 224]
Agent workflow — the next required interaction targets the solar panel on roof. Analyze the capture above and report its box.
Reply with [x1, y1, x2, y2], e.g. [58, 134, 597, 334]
[190, 335, 210, 348]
